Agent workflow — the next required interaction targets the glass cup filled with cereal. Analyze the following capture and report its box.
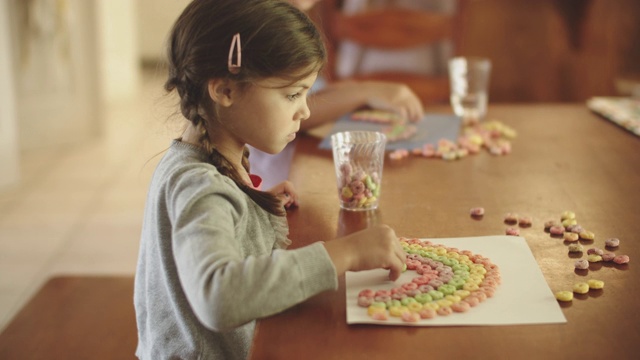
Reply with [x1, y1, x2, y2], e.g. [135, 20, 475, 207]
[330, 131, 387, 211]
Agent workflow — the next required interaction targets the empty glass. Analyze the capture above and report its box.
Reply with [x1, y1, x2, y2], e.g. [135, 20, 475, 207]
[448, 56, 492, 125]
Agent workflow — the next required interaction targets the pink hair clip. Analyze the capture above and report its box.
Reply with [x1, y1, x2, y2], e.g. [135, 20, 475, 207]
[228, 33, 241, 74]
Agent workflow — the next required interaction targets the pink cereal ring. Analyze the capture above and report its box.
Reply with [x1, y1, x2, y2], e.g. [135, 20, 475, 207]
[358, 289, 375, 298]
[605, 238, 620, 247]
[613, 255, 630, 264]
[470, 207, 485, 216]
[574, 259, 589, 270]
[587, 247, 604, 255]
[412, 276, 431, 285]
[349, 180, 365, 195]
[402, 282, 418, 291]
[370, 312, 388, 321]
[357, 296, 374, 307]
[601, 253, 616, 262]
[505, 227, 520, 236]
[549, 225, 565, 235]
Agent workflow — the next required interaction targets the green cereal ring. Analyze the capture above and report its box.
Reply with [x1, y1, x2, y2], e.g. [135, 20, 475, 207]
[415, 293, 433, 304]
[438, 284, 457, 296]
[428, 290, 444, 300]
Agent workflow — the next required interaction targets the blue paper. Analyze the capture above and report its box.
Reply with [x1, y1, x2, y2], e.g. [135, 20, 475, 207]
[318, 113, 462, 151]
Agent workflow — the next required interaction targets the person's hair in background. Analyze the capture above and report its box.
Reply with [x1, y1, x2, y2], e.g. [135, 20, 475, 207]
[164, 0, 325, 216]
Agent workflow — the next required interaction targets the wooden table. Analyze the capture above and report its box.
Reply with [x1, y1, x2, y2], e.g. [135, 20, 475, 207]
[250, 104, 640, 359]
[0, 276, 137, 360]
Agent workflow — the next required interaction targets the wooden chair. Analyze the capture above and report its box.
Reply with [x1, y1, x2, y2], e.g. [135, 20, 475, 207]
[314, 0, 466, 105]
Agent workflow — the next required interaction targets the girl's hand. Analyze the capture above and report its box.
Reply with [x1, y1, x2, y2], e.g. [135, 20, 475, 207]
[267, 180, 299, 209]
[362, 82, 424, 122]
[324, 224, 406, 281]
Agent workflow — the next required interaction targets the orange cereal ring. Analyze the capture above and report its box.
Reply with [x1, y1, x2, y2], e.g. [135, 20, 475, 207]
[613, 255, 630, 264]
[451, 302, 471, 313]
[436, 306, 453, 316]
[418, 308, 437, 319]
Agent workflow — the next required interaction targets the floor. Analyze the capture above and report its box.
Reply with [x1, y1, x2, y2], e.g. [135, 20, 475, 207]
[0, 69, 180, 332]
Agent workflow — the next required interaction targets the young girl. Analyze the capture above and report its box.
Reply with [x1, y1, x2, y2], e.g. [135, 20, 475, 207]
[134, 1, 405, 359]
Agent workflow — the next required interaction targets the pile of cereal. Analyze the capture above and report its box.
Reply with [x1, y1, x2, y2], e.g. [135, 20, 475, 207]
[466, 207, 630, 303]
[357, 238, 500, 322]
[337, 163, 380, 210]
[388, 120, 517, 161]
[541, 210, 630, 268]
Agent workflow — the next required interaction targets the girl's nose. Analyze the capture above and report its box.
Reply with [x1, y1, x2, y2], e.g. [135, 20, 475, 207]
[298, 99, 311, 121]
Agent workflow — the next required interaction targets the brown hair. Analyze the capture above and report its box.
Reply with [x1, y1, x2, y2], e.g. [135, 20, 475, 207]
[164, 0, 326, 216]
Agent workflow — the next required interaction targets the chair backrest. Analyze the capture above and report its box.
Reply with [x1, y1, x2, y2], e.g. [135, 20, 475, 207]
[315, 0, 464, 104]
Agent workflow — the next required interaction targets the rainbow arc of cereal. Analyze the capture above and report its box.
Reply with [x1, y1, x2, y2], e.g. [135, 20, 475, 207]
[357, 237, 501, 322]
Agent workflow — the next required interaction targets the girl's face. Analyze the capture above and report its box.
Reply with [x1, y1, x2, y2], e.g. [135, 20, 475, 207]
[218, 71, 318, 155]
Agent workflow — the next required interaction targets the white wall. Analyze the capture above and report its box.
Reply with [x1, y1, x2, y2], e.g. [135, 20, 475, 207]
[0, 0, 20, 188]
[96, 0, 140, 103]
[137, 0, 189, 62]
[1, 0, 142, 189]
[9, 0, 101, 150]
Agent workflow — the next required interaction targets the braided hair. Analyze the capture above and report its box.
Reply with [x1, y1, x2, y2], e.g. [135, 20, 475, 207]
[164, 0, 326, 216]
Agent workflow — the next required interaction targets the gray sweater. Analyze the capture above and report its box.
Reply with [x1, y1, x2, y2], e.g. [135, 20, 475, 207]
[134, 140, 338, 359]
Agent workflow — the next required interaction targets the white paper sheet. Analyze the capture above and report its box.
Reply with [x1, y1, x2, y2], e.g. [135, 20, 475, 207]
[346, 235, 567, 326]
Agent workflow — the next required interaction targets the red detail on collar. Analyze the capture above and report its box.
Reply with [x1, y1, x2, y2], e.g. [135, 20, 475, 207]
[249, 174, 263, 190]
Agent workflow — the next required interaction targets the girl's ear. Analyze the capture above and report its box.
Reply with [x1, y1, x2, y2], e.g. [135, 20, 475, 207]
[207, 79, 234, 107]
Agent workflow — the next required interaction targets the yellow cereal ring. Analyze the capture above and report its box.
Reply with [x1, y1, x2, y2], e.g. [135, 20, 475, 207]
[463, 283, 479, 291]
[422, 302, 439, 310]
[579, 230, 595, 240]
[341, 186, 353, 199]
[564, 232, 579, 242]
[367, 305, 386, 316]
[573, 282, 589, 294]
[555, 291, 573, 301]
[389, 305, 408, 317]
[407, 302, 423, 312]
[587, 279, 604, 289]
[445, 295, 462, 303]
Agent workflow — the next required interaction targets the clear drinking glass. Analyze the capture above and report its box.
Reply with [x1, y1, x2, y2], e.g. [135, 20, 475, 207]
[330, 131, 387, 211]
[448, 56, 492, 125]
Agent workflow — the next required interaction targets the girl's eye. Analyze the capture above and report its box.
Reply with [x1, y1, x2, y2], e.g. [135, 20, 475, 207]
[287, 93, 301, 101]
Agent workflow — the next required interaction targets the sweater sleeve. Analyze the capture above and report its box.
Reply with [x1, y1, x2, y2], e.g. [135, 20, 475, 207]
[169, 168, 338, 332]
